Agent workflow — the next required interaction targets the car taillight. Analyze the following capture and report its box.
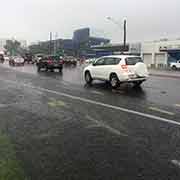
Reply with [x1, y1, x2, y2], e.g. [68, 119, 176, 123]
[121, 65, 129, 72]
[59, 60, 64, 64]
[47, 60, 53, 64]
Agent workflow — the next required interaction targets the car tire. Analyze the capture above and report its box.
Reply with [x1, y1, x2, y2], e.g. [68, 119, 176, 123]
[133, 81, 143, 87]
[172, 66, 177, 70]
[37, 66, 41, 72]
[110, 74, 119, 88]
[85, 71, 93, 84]
[59, 67, 62, 73]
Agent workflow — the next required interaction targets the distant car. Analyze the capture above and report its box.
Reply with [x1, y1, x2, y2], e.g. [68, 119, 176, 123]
[34, 54, 44, 64]
[4, 56, 10, 61]
[84, 55, 149, 88]
[24, 53, 33, 64]
[36, 55, 63, 72]
[0, 54, 5, 63]
[9, 56, 24, 66]
[64, 57, 77, 66]
[85, 58, 96, 65]
[170, 60, 180, 70]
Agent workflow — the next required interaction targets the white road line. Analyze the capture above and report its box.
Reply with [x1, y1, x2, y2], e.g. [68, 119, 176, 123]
[174, 104, 180, 108]
[86, 115, 127, 137]
[1, 78, 180, 127]
[149, 107, 175, 116]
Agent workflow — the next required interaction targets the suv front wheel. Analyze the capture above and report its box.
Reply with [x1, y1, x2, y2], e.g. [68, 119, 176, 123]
[110, 74, 119, 88]
[85, 71, 93, 84]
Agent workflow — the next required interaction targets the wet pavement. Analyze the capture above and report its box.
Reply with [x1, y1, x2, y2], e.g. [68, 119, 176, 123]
[0, 62, 180, 179]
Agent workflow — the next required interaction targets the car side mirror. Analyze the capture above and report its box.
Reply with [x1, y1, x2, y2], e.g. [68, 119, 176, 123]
[92, 62, 96, 66]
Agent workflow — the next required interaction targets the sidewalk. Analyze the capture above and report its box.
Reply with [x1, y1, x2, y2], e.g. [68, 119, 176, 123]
[149, 69, 180, 79]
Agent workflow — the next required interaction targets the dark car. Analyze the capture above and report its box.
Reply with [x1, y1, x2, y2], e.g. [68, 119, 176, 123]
[36, 55, 64, 72]
[0, 54, 5, 63]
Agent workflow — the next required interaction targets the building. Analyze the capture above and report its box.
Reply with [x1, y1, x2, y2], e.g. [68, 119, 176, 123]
[73, 28, 110, 56]
[31, 28, 110, 56]
[91, 42, 141, 57]
[141, 39, 180, 68]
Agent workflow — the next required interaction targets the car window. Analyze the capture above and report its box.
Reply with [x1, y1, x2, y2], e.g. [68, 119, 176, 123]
[95, 58, 105, 66]
[104, 58, 121, 65]
[125, 57, 143, 65]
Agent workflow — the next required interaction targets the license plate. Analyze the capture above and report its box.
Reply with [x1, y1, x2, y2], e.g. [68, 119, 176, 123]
[54, 64, 58, 67]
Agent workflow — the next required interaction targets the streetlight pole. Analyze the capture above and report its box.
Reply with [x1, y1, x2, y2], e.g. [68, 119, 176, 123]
[107, 17, 127, 52]
[49, 32, 52, 54]
[123, 19, 127, 52]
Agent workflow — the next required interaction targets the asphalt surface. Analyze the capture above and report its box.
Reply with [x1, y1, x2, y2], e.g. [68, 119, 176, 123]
[1, 62, 180, 180]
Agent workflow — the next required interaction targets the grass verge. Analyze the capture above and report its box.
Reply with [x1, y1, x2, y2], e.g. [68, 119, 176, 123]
[0, 133, 27, 180]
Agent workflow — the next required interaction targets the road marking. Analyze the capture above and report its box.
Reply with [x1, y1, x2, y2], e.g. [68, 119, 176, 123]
[174, 104, 180, 108]
[86, 115, 128, 137]
[48, 99, 67, 108]
[1, 78, 180, 127]
[91, 90, 104, 95]
[171, 160, 180, 168]
[149, 107, 175, 116]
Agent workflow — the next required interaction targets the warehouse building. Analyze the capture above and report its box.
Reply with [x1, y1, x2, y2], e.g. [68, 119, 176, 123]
[141, 39, 180, 68]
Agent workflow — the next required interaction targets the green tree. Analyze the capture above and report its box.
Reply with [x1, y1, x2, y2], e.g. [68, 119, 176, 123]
[29, 42, 49, 55]
[4, 40, 21, 56]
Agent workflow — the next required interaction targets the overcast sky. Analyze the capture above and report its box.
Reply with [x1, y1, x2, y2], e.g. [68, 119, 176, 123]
[0, 0, 180, 43]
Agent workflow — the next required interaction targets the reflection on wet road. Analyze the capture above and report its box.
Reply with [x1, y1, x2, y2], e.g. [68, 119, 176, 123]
[0, 63, 180, 179]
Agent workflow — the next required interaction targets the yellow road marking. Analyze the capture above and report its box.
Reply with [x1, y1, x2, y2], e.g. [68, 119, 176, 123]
[149, 107, 175, 116]
[48, 99, 67, 108]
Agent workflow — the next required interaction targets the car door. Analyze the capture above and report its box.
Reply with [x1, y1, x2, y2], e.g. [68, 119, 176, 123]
[102, 57, 121, 80]
[91, 58, 105, 79]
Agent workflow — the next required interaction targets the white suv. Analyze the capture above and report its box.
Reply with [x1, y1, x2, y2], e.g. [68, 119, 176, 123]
[83, 55, 149, 88]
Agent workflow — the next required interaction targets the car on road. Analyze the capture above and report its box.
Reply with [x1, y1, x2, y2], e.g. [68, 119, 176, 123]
[4, 56, 10, 61]
[0, 54, 5, 63]
[84, 55, 149, 88]
[85, 58, 96, 65]
[9, 56, 24, 66]
[36, 55, 64, 72]
[170, 60, 180, 70]
[64, 56, 77, 66]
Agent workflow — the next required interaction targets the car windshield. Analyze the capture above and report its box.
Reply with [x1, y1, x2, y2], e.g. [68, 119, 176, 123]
[125, 57, 143, 65]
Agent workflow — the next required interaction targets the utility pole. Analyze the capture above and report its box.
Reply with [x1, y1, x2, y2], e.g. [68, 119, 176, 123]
[123, 19, 127, 52]
[49, 32, 52, 54]
[107, 17, 127, 52]
[54, 32, 58, 55]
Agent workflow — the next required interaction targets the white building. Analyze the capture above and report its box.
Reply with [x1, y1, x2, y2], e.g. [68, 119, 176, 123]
[141, 39, 180, 68]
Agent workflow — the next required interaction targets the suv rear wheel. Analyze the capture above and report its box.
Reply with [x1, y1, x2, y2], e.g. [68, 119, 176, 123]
[172, 65, 177, 70]
[37, 66, 41, 72]
[133, 81, 143, 87]
[85, 71, 93, 84]
[110, 74, 119, 88]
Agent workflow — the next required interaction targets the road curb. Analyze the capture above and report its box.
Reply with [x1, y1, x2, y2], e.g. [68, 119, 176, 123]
[150, 73, 180, 79]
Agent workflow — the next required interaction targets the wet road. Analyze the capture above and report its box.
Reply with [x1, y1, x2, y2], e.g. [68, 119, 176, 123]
[1, 62, 180, 180]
